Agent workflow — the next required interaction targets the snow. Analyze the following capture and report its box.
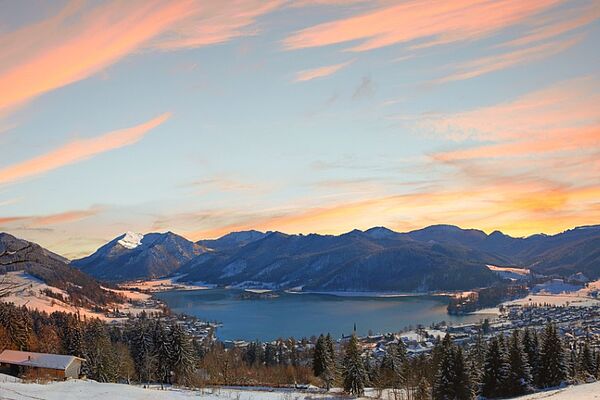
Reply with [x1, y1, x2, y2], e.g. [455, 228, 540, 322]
[1, 378, 599, 400]
[486, 265, 530, 281]
[118, 231, 144, 249]
[505, 294, 600, 307]
[532, 279, 582, 295]
[0, 379, 354, 399]
[0, 350, 83, 370]
[1, 271, 160, 321]
[120, 276, 214, 292]
[514, 381, 600, 399]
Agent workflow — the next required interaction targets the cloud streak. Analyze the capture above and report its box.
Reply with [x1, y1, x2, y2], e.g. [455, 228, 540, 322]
[0, 0, 282, 114]
[294, 60, 353, 82]
[433, 35, 581, 83]
[0, 206, 102, 228]
[283, 0, 562, 51]
[0, 113, 171, 185]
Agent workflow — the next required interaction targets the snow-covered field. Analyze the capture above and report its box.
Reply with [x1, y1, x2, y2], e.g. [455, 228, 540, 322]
[486, 265, 531, 281]
[0, 376, 599, 400]
[1, 271, 161, 320]
[120, 276, 215, 292]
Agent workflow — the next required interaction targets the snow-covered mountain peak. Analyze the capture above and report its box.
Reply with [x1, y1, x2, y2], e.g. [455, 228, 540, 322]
[118, 232, 144, 249]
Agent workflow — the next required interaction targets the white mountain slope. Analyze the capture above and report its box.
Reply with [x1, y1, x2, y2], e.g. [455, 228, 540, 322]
[117, 231, 144, 249]
[1, 377, 599, 400]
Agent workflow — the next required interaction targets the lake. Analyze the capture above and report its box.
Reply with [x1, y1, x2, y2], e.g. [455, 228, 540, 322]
[155, 289, 495, 341]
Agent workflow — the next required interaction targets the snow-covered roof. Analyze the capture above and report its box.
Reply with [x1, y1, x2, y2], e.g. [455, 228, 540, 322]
[0, 350, 84, 370]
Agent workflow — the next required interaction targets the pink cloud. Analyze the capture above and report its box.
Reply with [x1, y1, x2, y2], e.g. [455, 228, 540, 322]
[433, 35, 581, 83]
[0, 1, 282, 114]
[0, 113, 171, 185]
[294, 60, 354, 82]
[283, 0, 562, 51]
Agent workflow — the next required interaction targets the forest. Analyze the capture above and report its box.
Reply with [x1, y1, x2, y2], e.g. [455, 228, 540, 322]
[1, 301, 599, 399]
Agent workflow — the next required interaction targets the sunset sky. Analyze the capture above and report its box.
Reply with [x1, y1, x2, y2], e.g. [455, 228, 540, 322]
[0, 0, 599, 258]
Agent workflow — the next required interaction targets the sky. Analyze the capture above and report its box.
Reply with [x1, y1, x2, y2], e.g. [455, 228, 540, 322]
[0, 0, 598, 259]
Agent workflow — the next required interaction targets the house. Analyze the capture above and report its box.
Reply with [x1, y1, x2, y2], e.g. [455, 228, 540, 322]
[0, 350, 84, 380]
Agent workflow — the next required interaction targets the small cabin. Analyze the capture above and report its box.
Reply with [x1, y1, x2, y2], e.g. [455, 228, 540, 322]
[0, 350, 84, 380]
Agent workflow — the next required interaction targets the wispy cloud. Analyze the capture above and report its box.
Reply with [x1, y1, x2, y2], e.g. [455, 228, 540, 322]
[283, 0, 562, 51]
[0, 0, 282, 114]
[499, 1, 600, 48]
[150, 1, 282, 51]
[0, 1, 194, 113]
[419, 76, 599, 141]
[294, 60, 353, 82]
[0, 206, 102, 228]
[0, 113, 171, 185]
[433, 35, 581, 83]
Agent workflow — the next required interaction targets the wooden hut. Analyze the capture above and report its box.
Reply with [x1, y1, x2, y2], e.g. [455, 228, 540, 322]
[0, 350, 84, 380]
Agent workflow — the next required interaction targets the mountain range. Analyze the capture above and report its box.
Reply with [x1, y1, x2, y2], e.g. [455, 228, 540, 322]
[68, 224, 600, 291]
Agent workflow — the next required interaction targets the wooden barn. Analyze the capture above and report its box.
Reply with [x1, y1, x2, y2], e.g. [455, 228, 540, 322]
[0, 350, 84, 380]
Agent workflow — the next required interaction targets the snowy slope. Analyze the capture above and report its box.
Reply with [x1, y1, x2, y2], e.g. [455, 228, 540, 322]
[1, 378, 599, 400]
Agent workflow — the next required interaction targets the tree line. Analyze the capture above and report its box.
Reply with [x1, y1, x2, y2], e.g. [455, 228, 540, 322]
[313, 325, 600, 399]
[1, 301, 599, 398]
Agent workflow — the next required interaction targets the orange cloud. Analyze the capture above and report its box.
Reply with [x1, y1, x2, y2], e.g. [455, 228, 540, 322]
[0, 113, 171, 185]
[283, 0, 562, 51]
[434, 35, 581, 83]
[187, 182, 600, 240]
[500, 1, 600, 48]
[0, 1, 195, 113]
[151, 1, 282, 50]
[0, 1, 282, 114]
[435, 124, 600, 161]
[294, 60, 354, 82]
[420, 76, 600, 141]
[0, 206, 102, 228]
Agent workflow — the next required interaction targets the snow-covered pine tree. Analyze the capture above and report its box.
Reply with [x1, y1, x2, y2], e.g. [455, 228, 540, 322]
[433, 334, 471, 400]
[466, 334, 486, 393]
[522, 327, 540, 386]
[538, 323, 567, 388]
[320, 333, 338, 391]
[83, 319, 116, 382]
[342, 333, 369, 396]
[130, 319, 156, 384]
[452, 346, 473, 399]
[380, 341, 406, 389]
[168, 323, 196, 386]
[506, 329, 533, 396]
[482, 336, 509, 398]
[152, 319, 172, 386]
[313, 334, 326, 377]
[578, 341, 596, 381]
[416, 376, 432, 400]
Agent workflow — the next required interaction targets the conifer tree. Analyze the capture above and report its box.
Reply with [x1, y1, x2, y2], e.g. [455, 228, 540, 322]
[538, 324, 567, 388]
[83, 319, 117, 382]
[152, 320, 172, 386]
[380, 341, 406, 389]
[416, 376, 432, 400]
[466, 334, 486, 393]
[168, 323, 196, 385]
[578, 341, 596, 380]
[320, 334, 338, 391]
[522, 328, 540, 386]
[130, 319, 156, 384]
[481, 336, 509, 398]
[433, 334, 472, 400]
[342, 334, 369, 396]
[313, 335, 326, 377]
[506, 330, 532, 396]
